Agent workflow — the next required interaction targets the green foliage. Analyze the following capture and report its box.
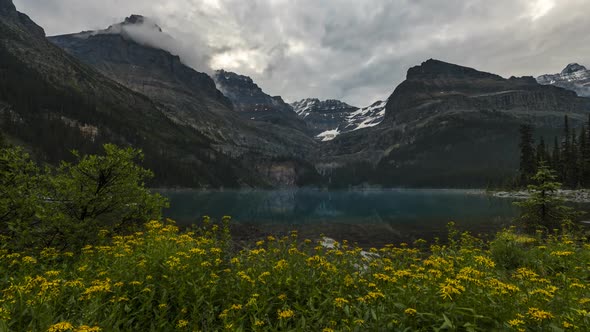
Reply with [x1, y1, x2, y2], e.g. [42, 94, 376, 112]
[0, 147, 47, 250]
[0, 144, 168, 251]
[1, 220, 589, 331]
[489, 229, 536, 269]
[518, 124, 536, 184]
[518, 115, 590, 188]
[514, 164, 576, 232]
[45, 144, 168, 250]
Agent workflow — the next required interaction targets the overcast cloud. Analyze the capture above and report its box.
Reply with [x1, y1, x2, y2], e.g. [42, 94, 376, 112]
[13, 0, 590, 106]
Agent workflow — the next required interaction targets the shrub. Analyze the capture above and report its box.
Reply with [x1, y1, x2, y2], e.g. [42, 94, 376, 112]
[0, 144, 168, 252]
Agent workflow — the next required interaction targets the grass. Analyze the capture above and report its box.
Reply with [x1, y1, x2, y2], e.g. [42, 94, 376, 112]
[1, 218, 589, 331]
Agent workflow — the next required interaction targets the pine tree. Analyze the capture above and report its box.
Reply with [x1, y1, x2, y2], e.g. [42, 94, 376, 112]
[514, 162, 575, 233]
[536, 136, 547, 164]
[519, 124, 536, 185]
[579, 126, 588, 187]
[560, 115, 571, 183]
[584, 117, 590, 186]
[569, 129, 579, 188]
[552, 136, 560, 178]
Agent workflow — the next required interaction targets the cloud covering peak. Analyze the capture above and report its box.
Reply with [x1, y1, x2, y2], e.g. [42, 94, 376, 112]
[12, 0, 590, 106]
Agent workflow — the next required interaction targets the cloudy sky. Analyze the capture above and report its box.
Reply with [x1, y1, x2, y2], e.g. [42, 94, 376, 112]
[13, 0, 590, 106]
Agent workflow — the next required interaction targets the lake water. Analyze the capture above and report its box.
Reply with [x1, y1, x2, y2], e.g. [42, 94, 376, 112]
[160, 189, 519, 248]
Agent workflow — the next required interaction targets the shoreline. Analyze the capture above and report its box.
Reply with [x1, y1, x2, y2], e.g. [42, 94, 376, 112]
[491, 189, 590, 203]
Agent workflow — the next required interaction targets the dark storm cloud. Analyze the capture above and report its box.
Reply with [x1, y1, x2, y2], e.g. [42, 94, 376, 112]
[13, 0, 590, 106]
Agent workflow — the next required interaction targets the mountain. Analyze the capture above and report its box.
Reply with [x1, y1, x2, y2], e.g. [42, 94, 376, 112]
[291, 98, 386, 141]
[212, 70, 308, 132]
[537, 63, 590, 97]
[319, 59, 590, 187]
[1, 2, 317, 187]
[49, 15, 318, 186]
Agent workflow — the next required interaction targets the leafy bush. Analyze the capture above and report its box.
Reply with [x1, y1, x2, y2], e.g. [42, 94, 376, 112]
[0, 147, 47, 250]
[0, 144, 167, 252]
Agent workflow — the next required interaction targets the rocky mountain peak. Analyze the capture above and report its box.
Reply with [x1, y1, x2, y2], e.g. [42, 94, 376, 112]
[122, 14, 162, 32]
[406, 58, 502, 81]
[105, 14, 163, 34]
[0, 0, 16, 14]
[124, 14, 146, 25]
[0, 0, 45, 37]
[537, 63, 590, 97]
[214, 70, 256, 86]
[561, 63, 587, 75]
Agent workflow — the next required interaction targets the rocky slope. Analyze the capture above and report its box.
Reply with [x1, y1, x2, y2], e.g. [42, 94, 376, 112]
[320, 59, 590, 187]
[537, 63, 590, 97]
[1, 2, 317, 187]
[212, 70, 308, 132]
[291, 98, 386, 141]
[49, 15, 318, 186]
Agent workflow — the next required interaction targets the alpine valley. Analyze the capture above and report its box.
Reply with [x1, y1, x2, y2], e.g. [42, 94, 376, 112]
[2, 0, 589, 188]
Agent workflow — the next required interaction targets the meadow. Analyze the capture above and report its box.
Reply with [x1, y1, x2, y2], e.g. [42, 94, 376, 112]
[0, 218, 589, 331]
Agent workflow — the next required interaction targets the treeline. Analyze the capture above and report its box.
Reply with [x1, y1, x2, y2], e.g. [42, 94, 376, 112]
[519, 114, 590, 188]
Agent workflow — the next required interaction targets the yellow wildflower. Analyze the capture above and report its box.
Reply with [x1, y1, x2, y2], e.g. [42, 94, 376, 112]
[334, 297, 349, 308]
[0, 307, 11, 321]
[47, 321, 74, 332]
[274, 259, 288, 270]
[439, 278, 465, 300]
[474, 255, 496, 268]
[277, 309, 295, 319]
[527, 307, 554, 321]
[74, 326, 101, 332]
[22, 256, 37, 264]
[404, 308, 417, 316]
[508, 319, 524, 327]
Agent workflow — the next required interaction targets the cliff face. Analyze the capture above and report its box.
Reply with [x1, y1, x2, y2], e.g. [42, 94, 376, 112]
[319, 59, 590, 187]
[1, 3, 318, 188]
[291, 99, 358, 137]
[212, 70, 309, 133]
[291, 98, 386, 141]
[384, 59, 583, 125]
[49, 17, 318, 186]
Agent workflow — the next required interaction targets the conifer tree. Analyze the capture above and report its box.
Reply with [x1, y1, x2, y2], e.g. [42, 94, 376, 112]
[560, 115, 571, 183]
[584, 117, 590, 186]
[569, 129, 579, 188]
[551, 136, 560, 177]
[519, 124, 535, 184]
[514, 162, 575, 232]
[536, 136, 547, 164]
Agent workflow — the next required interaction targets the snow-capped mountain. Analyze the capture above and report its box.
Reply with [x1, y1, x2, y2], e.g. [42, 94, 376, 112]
[291, 98, 386, 141]
[537, 63, 590, 97]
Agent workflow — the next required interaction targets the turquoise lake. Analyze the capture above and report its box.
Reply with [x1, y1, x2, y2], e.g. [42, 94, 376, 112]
[160, 189, 518, 247]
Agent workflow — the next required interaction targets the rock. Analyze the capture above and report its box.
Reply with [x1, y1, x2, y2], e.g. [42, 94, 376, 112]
[537, 63, 590, 97]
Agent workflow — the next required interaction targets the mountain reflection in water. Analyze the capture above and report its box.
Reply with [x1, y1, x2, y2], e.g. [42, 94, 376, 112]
[160, 189, 518, 248]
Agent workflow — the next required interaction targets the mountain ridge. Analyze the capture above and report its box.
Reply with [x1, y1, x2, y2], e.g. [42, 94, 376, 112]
[537, 63, 590, 98]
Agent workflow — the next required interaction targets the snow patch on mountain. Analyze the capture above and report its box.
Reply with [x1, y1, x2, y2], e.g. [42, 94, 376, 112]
[537, 63, 590, 97]
[292, 98, 387, 141]
[345, 100, 387, 131]
[316, 128, 340, 141]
